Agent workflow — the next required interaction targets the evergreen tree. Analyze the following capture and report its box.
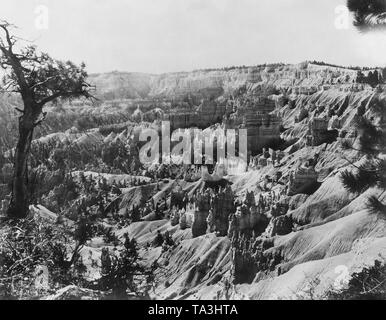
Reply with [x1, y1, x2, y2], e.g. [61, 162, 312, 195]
[0, 22, 92, 218]
[367, 70, 380, 87]
[131, 205, 141, 222]
[356, 70, 365, 84]
[99, 236, 154, 299]
[340, 116, 386, 214]
[347, 0, 386, 31]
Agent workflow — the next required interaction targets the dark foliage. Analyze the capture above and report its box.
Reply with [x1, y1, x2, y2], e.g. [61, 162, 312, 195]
[0, 216, 89, 298]
[328, 260, 386, 299]
[347, 0, 386, 31]
[340, 114, 386, 214]
[98, 234, 156, 299]
[340, 162, 379, 194]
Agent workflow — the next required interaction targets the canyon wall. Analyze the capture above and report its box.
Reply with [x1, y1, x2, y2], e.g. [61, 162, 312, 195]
[89, 62, 374, 101]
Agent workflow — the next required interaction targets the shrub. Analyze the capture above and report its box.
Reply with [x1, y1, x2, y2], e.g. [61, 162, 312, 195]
[327, 260, 386, 300]
[100, 226, 120, 246]
[97, 235, 156, 299]
[0, 215, 90, 299]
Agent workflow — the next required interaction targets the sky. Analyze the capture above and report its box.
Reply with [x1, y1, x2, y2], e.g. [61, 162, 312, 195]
[1, 0, 386, 74]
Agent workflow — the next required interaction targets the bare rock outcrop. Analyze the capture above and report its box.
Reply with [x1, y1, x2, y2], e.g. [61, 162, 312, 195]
[265, 215, 293, 237]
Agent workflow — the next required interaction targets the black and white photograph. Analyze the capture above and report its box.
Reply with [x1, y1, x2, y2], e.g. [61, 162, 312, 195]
[0, 0, 386, 305]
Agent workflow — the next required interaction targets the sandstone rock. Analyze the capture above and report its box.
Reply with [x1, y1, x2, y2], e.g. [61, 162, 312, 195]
[207, 186, 235, 236]
[288, 194, 309, 210]
[179, 210, 194, 230]
[192, 210, 209, 238]
[170, 210, 180, 226]
[287, 165, 318, 196]
[228, 191, 269, 238]
[266, 215, 293, 237]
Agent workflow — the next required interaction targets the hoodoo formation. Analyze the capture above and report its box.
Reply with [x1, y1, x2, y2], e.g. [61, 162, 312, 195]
[3, 0, 386, 302]
[1, 60, 386, 300]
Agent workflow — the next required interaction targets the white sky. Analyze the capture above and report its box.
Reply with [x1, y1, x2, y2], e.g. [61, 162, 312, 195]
[1, 0, 386, 74]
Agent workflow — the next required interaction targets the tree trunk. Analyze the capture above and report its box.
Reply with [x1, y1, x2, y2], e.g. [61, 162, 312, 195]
[7, 113, 35, 218]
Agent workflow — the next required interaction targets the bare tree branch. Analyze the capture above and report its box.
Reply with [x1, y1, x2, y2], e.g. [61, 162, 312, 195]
[29, 75, 60, 90]
[33, 111, 47, 127]
[14, 107, 24, 114]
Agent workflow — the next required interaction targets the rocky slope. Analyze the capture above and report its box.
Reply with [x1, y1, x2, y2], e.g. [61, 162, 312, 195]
[6, 61, 385, 300]
[89, 62, 378, 101]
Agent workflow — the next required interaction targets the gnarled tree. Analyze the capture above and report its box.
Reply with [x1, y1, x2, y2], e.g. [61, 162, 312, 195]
[0, 21, 93, 218]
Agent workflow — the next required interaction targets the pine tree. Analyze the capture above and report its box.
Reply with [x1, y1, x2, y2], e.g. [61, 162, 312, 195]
[131, 205, 141, 222]
[0, 22, 93, 218]
[356, 70, 365, 84]
[340, 116, 386, 214]
[347, 0, 386, 31]
[99, 235, 154, 299]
